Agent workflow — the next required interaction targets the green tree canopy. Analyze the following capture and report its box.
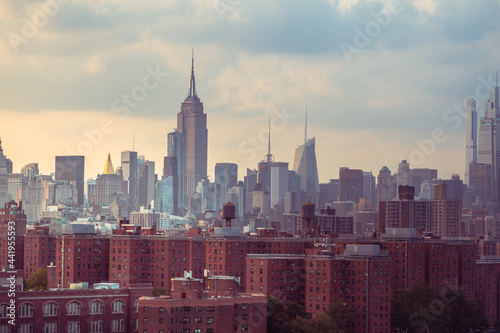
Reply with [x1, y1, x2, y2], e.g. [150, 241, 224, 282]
[24, 267, 47, 291]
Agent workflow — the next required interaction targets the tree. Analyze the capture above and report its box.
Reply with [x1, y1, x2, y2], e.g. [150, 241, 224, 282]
[392, 283, 490, 333]
[25, 267, 47, 291]
[152, 287, 166, 296]
[324, 301, 357, 332]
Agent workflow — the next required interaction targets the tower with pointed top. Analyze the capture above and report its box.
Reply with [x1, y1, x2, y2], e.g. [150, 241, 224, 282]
[176, 51, 208, 202]
[292, 110, 320, 202]
[95, 153, 123, 206]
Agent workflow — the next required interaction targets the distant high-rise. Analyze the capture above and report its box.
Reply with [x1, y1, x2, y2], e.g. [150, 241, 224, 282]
[396, 160, 411, 188]
[339, 167, 363, 203]
[167, 131, 185, 209]
[0, 138, 8, 206]
[95, 153, 122, 206]
[270, 162, 289, 208]
[176, 52, 207, 202]
[478, 79, 500, 209]
[376, 166, 394, 204]
[293, 111, 320, 202]
[465, 98, 477, 184]
[138, 160, 155, 207]
[214, 163, 238, 210]
[55, 155, 85, 206]
[121, 150, 138, 212]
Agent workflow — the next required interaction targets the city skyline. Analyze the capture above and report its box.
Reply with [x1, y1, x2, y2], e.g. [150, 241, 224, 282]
[1, 1, 500, 183]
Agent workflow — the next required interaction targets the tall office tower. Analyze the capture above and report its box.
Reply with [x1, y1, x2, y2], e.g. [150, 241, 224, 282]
[362, 171, 376, 204]
[214, 163, 238, 210]
[55, 155, 85, 206]
[339, 167, 363, 203]
[138, 160, 156, 207]
[469, 161, 492, 201]
[270, 162, 289, 208]
[227, 181, 246, 227]
[478, 81, 500, 209]
[293, 137, 320, 202]
[156, 156, 178, 215]
[167, 131, 185, 209]
[95, 153, 122, 206]
[434, 174, 463, 202]
[465, 98, 477, 184]
[376, 166, 394, 204]
[0, 138, 8, 207]
[252, 183, 270, 217]
[396, 160, 411, 187]
[244, 168, 258, 214]
[121, 150, 138, 212]
[176, 53, 207, 202]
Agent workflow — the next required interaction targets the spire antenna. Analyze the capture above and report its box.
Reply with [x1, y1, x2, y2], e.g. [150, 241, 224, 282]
[188, 48, 197, 98]
[267, 116, 272, 163]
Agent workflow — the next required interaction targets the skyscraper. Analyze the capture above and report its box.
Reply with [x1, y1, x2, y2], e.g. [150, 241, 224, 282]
[293, 111, 320, 202]
[214, 163, 238, 210]
[376, 166, 394, 204]
[95, 153, 122, 206]
[167, 131, 185, 209]
[0, 138, 8, 207]
[270, 162, 289, 208]
[176, 52, 208, 201]
[338, 167, 363, 203]
[478, 80, 500, 209]
[121, 150, 138, 212]
[465, 98, 477, 184]
[55, 155, 85, 206]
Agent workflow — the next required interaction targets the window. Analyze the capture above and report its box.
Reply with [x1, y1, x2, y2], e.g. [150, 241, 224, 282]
[89, 320, 103, 333]
[195, 306, 202, 312]
[18, 303, 34, 317]
[43, 323, 57, 333]
[90, 301, 104, 314]
[207, 306, 214, 312]
[112, 300, 125, 313]
[195, 317, 201, 323]
[241, 325, 249, 331]
[241, 304, 249, 310]
[43, 303, 58, 316]
[0, 304, 8, 318]
[18, 324, 33, 333]
[67, 302, 81, 315]
[66, 321, 80, 333]
[111, 319, 125, 332]
[0, 325, 12, 333]
[207, 317, 214, 324]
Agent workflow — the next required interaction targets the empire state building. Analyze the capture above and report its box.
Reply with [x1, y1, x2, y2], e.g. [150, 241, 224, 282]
[177, 53, 208, 200]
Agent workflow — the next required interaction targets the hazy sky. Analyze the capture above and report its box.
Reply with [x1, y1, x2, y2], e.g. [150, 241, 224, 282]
[1, 0, 499, 183]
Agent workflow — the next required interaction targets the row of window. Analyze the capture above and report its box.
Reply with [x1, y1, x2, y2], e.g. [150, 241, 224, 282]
[0, 300, 126, 318]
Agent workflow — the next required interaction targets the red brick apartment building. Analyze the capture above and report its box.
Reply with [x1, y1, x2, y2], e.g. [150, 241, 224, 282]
[23, 225, 55, 280]
[137, 273, 267, 333]
[0, 201, 26, 271]
[0, 283, 152, 333]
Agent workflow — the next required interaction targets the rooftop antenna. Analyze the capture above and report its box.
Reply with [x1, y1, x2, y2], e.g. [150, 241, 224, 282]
[266, 116, 272, 163]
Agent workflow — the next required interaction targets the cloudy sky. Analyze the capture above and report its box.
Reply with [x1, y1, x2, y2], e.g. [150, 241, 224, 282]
[0, 0, 499, 183]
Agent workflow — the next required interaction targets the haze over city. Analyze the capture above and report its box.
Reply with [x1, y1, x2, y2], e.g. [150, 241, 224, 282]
[1, 0, 499, 181]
